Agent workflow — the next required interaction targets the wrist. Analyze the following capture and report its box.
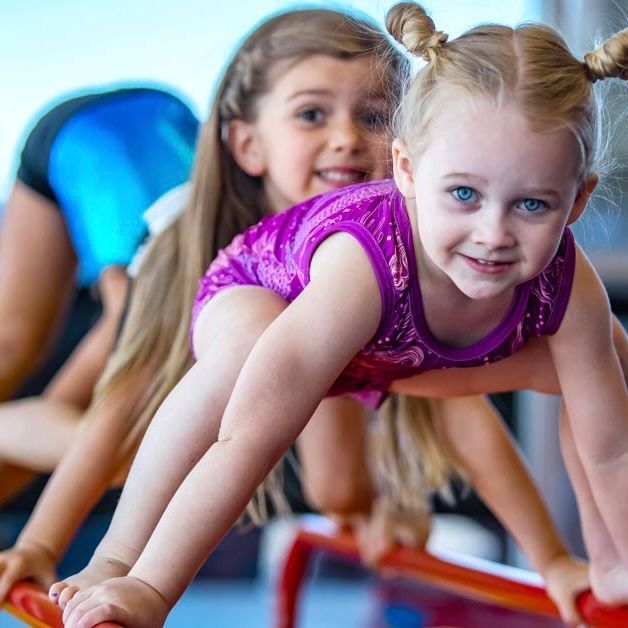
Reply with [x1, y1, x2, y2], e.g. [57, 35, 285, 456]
[15, 536, 58, 562]
[91, 540, 138, 573]
[537, 546, 571, 579]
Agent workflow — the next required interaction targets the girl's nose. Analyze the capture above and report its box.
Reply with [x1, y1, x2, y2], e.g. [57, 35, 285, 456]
[472, 209, 515, 250]
[330, 119, 363, 152]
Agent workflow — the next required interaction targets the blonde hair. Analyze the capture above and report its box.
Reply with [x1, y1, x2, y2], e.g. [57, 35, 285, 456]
[368, 2, 628, 507]
[372, 395, 466, 512]
[86, 8, 407, 521]
[387, 2, 628, 178]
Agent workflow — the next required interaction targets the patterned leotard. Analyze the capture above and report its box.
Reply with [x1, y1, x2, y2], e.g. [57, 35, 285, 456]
[192, 180, 575, 407]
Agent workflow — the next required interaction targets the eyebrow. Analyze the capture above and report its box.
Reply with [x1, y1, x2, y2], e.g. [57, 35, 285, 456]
[287, 89, 388, 103]
[287, 89, 334, 101]
[443, 173, 489, 184]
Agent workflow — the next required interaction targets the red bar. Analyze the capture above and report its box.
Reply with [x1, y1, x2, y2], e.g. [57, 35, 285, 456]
[276, 524, 628, 628]
[2, 581, 122, 628]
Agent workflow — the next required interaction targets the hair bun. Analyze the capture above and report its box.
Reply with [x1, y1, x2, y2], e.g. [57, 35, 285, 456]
[583, 28, 628, 82]
[386, 1, 448, 62]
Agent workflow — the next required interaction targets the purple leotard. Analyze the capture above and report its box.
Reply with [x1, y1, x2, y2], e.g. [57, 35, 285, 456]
[192, 180, 575, 407]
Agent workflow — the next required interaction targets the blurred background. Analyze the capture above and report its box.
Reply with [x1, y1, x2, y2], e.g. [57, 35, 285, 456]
[0, 0, 626, 626]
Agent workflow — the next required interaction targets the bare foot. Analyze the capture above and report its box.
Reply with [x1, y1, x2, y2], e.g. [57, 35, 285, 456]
[49, 555, 130, 610]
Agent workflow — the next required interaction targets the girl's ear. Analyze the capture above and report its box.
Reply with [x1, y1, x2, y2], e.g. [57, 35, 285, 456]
[226, 120, 266, 176]
[567, 174, 598, 225]
[392, 138, 416, 199]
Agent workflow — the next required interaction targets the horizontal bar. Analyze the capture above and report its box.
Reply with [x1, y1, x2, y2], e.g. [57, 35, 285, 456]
[286, 522, 628, 627]
[2, 581, 122, 628]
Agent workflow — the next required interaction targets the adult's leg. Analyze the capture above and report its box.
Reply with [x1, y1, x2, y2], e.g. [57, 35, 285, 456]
[0, 182, 76, 400]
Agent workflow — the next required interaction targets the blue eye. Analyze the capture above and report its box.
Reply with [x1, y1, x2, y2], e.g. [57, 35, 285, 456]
[520, 198, 546, 212]
[452, 186, 477, 203]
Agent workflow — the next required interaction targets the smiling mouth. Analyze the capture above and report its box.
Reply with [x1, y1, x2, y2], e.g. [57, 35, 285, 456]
[316, 168, 368, 185]
[460, 254, 515, 274]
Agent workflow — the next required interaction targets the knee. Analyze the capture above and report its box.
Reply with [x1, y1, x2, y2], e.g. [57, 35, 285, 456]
[302, 471, 373, 516]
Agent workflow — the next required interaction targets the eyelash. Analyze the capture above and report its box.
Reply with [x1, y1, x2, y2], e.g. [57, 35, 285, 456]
[360, 110, 388, 130]
[296, 107, 325, 124]
[295, 106, 388, 130]
[518, 198, 547, 212]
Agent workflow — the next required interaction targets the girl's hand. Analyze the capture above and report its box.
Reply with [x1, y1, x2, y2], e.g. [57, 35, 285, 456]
[542, 552, 589, 625]
[49, 554, 130, 610]
[61, 576, 169, 628]
[348, 495, 431, 567]
[0, 542, 57, 601]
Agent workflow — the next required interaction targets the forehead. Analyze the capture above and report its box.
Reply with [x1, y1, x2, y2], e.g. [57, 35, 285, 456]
[268, 54, 387, 101]
[420, 97, 582, 184]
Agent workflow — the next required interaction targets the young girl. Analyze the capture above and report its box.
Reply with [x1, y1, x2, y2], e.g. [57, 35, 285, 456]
[0, 2, 436, 606]
[52, 4, 628, 627]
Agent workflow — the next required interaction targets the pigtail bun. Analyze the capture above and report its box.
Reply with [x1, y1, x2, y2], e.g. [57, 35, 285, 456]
[386, 2, 448, 62]
[584, 28, 628, 82]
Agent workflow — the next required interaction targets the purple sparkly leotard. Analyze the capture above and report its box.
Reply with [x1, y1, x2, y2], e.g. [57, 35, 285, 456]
[192, 179, 575, 407]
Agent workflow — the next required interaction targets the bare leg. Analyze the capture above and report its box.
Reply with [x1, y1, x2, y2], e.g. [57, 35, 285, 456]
[297, 396, 373, 515]
[50, 286, 289, 606]
[0, 182, 77, 400]
[45, 266, 130, 407]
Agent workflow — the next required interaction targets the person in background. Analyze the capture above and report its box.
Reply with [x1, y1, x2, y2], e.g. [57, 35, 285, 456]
[0, 86, 198, 500]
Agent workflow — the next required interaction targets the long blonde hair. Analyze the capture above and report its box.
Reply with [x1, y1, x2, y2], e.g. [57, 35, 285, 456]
[86, 8, 408, 508]
[368, 2, 628, 510]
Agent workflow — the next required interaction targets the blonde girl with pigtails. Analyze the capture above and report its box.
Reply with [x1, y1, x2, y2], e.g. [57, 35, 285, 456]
[0, 13, 566, 613]
[50, 4, 628, 626]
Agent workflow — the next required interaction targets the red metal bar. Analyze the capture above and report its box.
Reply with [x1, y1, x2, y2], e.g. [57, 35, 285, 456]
[276, 524, 628, 628]
[1, 581, 122, 628]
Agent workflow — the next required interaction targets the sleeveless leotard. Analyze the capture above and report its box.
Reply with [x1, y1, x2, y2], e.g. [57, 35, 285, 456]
[193, 180, 575, 407]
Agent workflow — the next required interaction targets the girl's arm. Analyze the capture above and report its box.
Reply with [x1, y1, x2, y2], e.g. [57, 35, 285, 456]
[0, 370, 145, 600]
[435, 395, 588, 623]
[548, 248, 628, 561]
[62, 232, 383, 628]
[131, 232, 383, 604]
[44, 267, 130, 408]
[392, 313, 626, 398]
